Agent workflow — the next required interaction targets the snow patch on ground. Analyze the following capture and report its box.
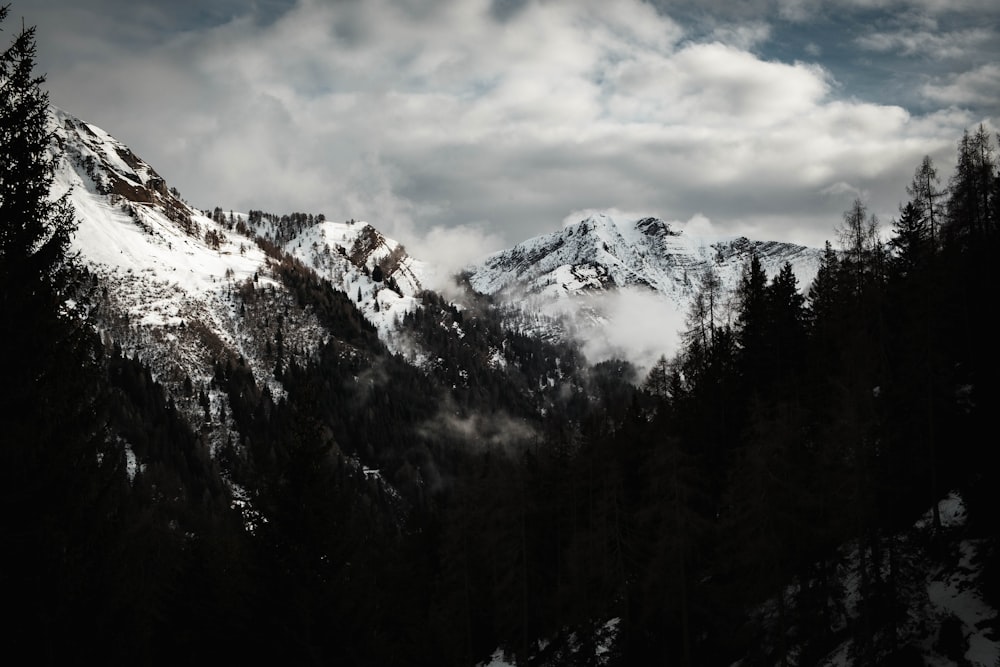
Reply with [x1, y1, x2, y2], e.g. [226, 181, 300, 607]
[815, 492, 999, 667]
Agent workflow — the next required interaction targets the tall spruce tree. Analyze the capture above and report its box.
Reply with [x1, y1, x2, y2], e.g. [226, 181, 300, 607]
[735, 253, 768, 367]
[766, 262, 807, 392]
[0, 7, 123, 657]
[889, 201, 930, 277]
[0, 8, 76, 298]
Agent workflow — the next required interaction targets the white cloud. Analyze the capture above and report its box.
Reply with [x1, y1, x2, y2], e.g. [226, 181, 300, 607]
[561, 207, 654, 228]
[709, 21, 772, 50]
[417, 405, 539, 456]
[575, 287, 687, 372]
[775, 0, 814, 22]
[679, 213, 727, 241]
[820, 181, 869, 200]
[922, 64, 1000, 107]
[26, 0, 985, 254]
[403, 223, 508, 292]
[835, 0, 997, 12]
[855, 28, 993, 59]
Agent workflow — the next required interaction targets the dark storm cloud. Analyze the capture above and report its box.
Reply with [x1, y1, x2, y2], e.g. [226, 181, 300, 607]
[12, 0, 999, 266]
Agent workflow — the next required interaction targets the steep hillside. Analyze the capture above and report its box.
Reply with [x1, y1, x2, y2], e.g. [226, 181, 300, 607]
[53, 108, 312, 451]
[50, 107, 445, 447]
[234, 209, 434, 347]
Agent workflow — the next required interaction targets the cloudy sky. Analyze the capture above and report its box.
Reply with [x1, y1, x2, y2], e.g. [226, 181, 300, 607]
[16, 0, 1000, 261]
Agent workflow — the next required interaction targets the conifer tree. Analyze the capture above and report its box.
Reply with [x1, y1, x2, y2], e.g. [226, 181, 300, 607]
[637, 430, 707, 666]
[682, 265, 726, 380]
[0, 7, 76, 304]
[889, 201, 930, 277]
[946, 126, 997, 243]
[905, 155, 945, 247]
[642, 354, 672, 400]
[838, 198, 883, 300]
[735, 253, 768, 361]
[0, 6, 123, 656]
[807, 241, 841, 327]
[766, 262, 807, 391]
[734, 253, 773, 398]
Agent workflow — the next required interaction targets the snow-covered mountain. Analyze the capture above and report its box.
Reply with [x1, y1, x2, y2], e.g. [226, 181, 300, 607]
[50, 106, 436, 466]
[464, 212, 824, 368]
[468, 211, 822, 305]
[53, 105, 430, 350]
[52, 109, 427, 348]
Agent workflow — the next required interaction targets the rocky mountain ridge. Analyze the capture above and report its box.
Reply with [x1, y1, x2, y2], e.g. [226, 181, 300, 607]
[467, 211, 822, 305]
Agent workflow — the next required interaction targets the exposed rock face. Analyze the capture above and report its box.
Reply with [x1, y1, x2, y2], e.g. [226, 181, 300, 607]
[55, 111, 195, 229]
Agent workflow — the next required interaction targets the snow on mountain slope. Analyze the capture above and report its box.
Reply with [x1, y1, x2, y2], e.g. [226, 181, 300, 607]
[465, 212, 824, 368]
[51, 107, 329, 445]
[469, 212, 821, 302]
[246, 214, 432, 350]
[55, 112, 264, 315]
[50, 105, 449, 524]
[48, 103, 452, 479]
[51, 104, 440, 383]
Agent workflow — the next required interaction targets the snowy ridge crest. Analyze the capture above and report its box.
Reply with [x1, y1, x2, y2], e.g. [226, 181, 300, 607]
[467, 211, 823, 305]
[52, 104, 431, 360]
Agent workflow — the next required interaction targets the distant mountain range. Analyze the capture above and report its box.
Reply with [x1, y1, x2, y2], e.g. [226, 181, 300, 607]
[467, 211, 821, 302]
[53, 105, 823, 387]
[464, 211, 824, 364]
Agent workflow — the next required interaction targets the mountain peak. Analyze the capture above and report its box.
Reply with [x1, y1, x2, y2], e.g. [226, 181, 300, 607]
[52, 106, 198, 231]
[635, 216, 678, 239]
[468, 212, 821, 303]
